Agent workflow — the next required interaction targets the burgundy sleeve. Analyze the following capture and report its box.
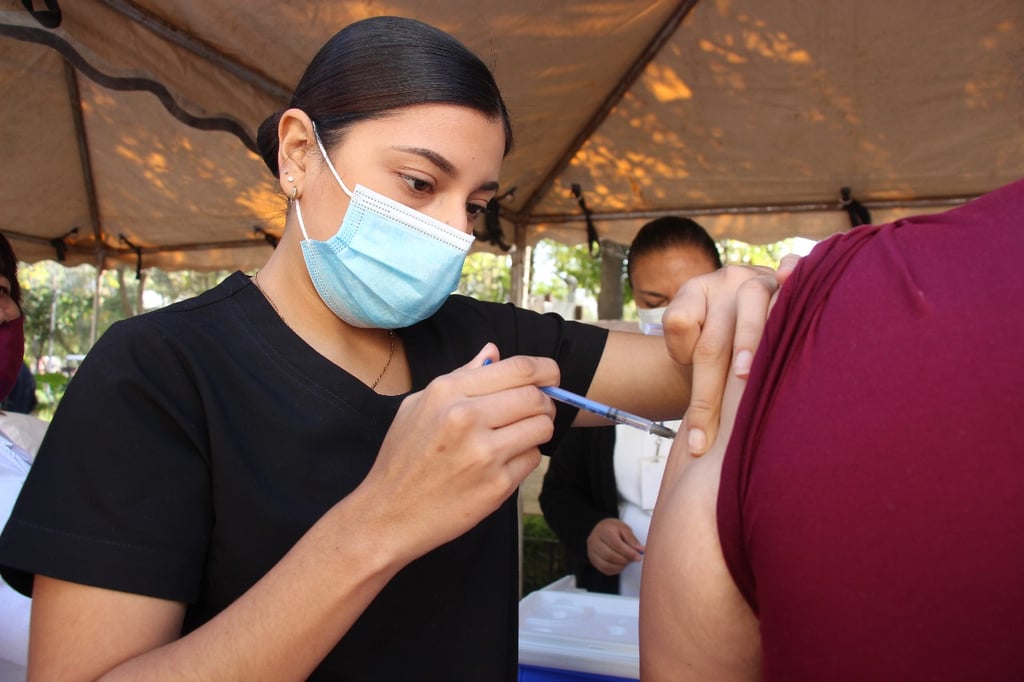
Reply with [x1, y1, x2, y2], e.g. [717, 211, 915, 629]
[717, 178, 1024, 680]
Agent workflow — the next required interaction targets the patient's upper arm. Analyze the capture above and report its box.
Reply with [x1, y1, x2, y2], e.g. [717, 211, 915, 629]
[640, 373, 760, 682]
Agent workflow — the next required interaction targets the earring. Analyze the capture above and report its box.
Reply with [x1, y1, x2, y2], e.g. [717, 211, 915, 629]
[283, 169, 296, 200]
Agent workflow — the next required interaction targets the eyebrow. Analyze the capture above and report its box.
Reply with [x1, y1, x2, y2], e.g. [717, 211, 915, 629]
[393, 146, 500, 192]
[636, 289, 671, 301]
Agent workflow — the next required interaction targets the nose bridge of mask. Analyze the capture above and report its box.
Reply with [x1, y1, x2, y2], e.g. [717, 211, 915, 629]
[352, 185, 475, 252]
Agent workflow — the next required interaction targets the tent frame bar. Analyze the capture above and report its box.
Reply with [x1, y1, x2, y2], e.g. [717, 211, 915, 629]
[528, 194, 976, 225]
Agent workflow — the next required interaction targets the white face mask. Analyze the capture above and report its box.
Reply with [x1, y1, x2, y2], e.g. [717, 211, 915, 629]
[636, 306, 666, 336]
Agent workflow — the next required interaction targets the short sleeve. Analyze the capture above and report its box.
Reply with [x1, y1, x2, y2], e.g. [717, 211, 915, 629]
[0, 318, 213, 601]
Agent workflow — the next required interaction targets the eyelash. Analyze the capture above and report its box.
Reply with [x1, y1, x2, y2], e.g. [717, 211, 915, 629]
[401, 174, 434, 194]
[400, 175, 489, 219]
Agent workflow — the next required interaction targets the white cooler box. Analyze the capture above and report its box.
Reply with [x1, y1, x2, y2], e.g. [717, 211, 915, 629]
[518, 577, 639, 682]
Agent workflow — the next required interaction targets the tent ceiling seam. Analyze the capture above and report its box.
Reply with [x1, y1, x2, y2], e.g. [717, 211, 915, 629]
[514, 0, 702, 221]
[97, 0, 292, 103]
[526, 194, 977, 226]
[0, 187, 981, 264]
[1, 230, 274, 257]
[64, 61, 103, 247]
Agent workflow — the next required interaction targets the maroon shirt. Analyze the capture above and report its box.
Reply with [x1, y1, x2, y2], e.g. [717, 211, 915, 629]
[718, 178, 1024, 680]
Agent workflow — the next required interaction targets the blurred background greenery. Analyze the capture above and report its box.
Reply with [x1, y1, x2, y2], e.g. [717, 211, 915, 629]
[17, 236, 809, 419]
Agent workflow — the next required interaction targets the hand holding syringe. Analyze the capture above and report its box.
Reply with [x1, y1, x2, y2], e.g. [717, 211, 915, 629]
[482, 358, 676, 439]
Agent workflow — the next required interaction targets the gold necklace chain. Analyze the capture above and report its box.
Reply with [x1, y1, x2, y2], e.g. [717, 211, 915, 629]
[371, 328, 397, 390]
[252, 271, 396, 390]
[251, 270, 282, 317]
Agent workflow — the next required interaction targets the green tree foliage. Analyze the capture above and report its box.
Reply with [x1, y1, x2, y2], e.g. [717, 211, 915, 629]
[15, 236, 808, 415]
[18, 262, 233, 368]
[145, 269, 234, 308]
[717, 238, 793, 267]
[20, 263, 98, 366]
[531, 239, 610, 302]
[521, 513, 567, 594]
[459, 252, 512, 303]
[530, 236, 808, 319]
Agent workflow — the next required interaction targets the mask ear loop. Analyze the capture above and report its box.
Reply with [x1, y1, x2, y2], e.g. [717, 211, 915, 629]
[311, 121, 356, 198]
[294, 196, 312, 241]
[294, 121, 357, 242]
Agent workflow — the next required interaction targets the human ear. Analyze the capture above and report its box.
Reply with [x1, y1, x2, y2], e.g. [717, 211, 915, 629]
[277, 108, 313, 200]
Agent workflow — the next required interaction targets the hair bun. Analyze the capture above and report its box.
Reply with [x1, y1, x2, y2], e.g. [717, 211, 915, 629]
[256, 111, 284, 176]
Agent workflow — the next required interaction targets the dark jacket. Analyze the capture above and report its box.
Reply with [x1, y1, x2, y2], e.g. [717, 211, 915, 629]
[539, 425, 620, 594]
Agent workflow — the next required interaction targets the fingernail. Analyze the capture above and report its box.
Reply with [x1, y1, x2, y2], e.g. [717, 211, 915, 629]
[688, 428, 707, 455]
[734, 349, 753, 377]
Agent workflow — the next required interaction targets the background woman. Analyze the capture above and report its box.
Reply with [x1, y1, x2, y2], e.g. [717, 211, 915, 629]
[0, 232, 33, 682]
[540, 216, 722, 596]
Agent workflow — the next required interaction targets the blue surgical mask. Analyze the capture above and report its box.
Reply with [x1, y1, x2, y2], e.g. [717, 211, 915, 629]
[636, 306, 666, 336]
[293, 127, 475, 329]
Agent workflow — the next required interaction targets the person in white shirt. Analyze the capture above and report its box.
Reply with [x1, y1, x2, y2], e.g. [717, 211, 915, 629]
[540, 216, 723, 596]
[0, 430, 32, 679]
[0, 231, 41, 681]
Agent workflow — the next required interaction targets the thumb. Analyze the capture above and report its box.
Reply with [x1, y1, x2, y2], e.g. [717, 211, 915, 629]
[775, 253, 802, 285]
[620, 525, 644, 552]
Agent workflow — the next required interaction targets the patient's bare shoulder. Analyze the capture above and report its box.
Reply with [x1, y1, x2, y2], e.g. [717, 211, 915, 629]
[640, 375, 760, 681]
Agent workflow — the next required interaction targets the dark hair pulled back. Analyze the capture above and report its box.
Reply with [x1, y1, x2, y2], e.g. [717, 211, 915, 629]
[627, 216, 722, 284]
[256, 16, 513, 176]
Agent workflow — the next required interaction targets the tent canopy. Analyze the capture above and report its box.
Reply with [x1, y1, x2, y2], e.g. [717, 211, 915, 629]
[1, 0, 1021, 272]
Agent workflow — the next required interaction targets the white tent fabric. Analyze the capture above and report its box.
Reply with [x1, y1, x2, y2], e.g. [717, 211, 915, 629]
[1, 0, 1021, 272]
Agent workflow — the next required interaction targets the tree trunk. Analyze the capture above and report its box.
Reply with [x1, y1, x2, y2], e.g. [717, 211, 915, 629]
[597, 239, 626, 320]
